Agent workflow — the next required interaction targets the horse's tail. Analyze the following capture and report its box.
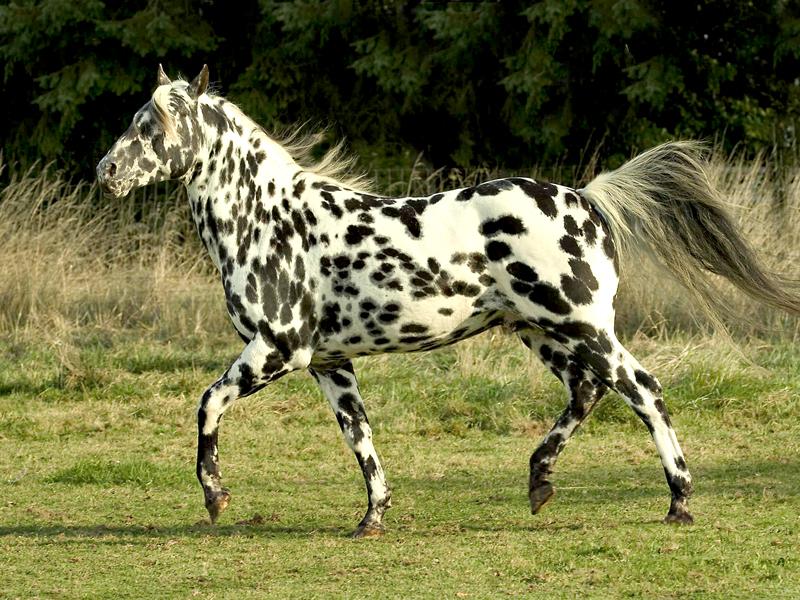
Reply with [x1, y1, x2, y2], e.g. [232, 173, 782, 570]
[579, 141, 800, 328]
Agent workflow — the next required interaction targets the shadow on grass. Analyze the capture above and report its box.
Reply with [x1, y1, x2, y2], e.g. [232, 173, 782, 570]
[0, 379, 66, 397]
[120, 353, 232, 375]
[2, 458, 797, 541]
[0, 521, 351, 541]
[0, 350, 231, 398]
[401, 456, 800, 501]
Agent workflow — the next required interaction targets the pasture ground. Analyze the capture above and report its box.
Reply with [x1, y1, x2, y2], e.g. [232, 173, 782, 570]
[1, 331, 799, 599]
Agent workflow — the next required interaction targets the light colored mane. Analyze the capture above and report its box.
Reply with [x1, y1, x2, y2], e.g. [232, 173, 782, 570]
[152, 79, 375, 192]
[207, 87, 374, 193]
[272, 126, 375, 193]
[151, 85, 177, 140]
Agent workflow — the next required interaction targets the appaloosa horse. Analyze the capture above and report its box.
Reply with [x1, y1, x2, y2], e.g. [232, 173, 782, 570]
[97, 65, 800, 537]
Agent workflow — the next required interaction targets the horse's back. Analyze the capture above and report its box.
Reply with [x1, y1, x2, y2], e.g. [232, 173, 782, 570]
[304, 176, 619, 359]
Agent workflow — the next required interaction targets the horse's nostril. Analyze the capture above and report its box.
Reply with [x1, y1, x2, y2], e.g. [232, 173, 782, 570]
[108, 162, 117, 177]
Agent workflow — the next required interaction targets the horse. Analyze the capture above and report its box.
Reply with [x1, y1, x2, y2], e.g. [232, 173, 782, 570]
[97, 65, 800, 537]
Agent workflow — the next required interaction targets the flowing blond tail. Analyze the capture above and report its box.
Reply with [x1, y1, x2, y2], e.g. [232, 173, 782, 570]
[580, 141, 800, 330]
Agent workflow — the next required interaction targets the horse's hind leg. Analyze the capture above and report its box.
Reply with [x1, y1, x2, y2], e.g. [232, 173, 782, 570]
[310, 361, 391, 538]
[548, 325, 694, 524]
[610, 344, 694, 524]
[518, 329, 607, 514]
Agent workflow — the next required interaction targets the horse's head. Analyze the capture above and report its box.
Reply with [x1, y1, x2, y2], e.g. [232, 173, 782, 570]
[96, 64, 209, 197]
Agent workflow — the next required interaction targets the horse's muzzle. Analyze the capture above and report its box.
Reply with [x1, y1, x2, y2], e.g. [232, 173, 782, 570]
[96, 157, 125, 197]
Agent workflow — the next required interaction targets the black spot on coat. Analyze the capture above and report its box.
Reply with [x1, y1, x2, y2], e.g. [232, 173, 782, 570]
[486, 241, 511, 261]
[529, 283, 571, 314]
[345, 225, 375, 245]
[480, 215, 526, 237]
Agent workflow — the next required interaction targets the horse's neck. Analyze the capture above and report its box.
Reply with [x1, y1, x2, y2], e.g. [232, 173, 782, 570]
[185, 103, 300, 272]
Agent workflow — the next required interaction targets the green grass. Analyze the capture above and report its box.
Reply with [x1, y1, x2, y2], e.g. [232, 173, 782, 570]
[1, 331, 800, 598]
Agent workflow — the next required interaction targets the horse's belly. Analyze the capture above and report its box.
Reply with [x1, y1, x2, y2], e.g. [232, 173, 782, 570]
[311, 300, 506, 362]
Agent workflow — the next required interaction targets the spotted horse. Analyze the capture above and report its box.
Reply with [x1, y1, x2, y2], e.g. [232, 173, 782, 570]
[97, 65, 800, 537]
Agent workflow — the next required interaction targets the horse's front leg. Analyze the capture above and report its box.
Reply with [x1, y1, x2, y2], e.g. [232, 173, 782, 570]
[197, 335, 304, 523]
[310, 361, 391, 538]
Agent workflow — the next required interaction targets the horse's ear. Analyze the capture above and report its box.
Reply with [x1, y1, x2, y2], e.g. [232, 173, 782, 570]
[157, 64, 171, 86]
[189, 64, 209, 97]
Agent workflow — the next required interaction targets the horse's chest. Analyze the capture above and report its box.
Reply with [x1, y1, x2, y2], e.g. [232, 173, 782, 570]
[221, 253, 314, 339]
[220, 269, 263, 338]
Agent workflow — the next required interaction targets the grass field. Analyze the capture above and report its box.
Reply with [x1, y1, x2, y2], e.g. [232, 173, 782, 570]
[1, 332, 800, 598]
[2, 154, 800, 598]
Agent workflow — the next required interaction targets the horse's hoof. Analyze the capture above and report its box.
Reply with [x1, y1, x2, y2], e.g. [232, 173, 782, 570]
[529, 481, 555, 514]
[351, 522, 385, 539]
[205, 489, 231, 524]
[663, 510, 694, 525]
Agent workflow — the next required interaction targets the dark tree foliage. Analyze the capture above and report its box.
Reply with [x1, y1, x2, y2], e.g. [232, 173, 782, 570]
[1, 0, 799, 180]
[0, 0, 257, 176]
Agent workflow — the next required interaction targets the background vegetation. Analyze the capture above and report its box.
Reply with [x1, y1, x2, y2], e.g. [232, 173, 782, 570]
[2, 0, 800, 179]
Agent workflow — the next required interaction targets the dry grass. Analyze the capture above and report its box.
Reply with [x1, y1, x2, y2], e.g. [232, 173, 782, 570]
[0, 162, 227, 342]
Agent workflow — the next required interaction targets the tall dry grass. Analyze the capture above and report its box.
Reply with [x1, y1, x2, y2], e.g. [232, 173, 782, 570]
[0, 150, 799, 345]
[0, 161, 228, 344]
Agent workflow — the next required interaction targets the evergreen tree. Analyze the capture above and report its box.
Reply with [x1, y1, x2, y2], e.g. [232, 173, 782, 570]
[1, 0, 798, 179]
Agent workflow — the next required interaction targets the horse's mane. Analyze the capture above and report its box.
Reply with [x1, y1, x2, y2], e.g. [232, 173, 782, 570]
[271, 125, 374, 193]
[152, 79, 373, 193]
[152, 85, 177, 139]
